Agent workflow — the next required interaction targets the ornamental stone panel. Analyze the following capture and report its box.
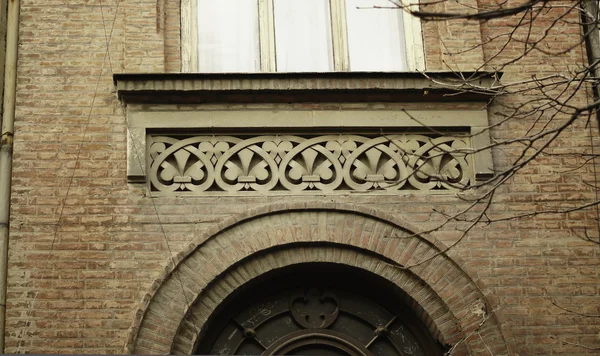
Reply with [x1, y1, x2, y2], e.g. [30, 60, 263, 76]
[148, 133, 472, 194]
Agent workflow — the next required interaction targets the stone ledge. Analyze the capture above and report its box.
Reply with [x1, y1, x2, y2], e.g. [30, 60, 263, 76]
[114, 71, 502, 104]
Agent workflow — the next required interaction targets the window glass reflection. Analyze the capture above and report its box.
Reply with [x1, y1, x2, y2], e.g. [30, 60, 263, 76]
[274, 0, 334, 72]
[197, 0, 260, 72]
[346, 0, 407, 71]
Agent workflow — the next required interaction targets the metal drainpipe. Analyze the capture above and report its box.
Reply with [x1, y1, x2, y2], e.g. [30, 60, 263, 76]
[0, 0, 19, 352]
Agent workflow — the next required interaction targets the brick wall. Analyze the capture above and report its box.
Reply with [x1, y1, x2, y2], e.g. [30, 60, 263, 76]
[5, 0, 600, 354]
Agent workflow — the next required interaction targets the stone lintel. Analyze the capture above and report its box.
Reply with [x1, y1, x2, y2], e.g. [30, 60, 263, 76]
[114, 71, 502, 104]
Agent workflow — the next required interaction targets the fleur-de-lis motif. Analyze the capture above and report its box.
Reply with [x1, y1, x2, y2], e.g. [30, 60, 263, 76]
[414, 152, 461, 184]
[410, 139, 469, 189]
[287, 147, 334, 189]
[158, 148, 206, 190]
[223, 147, 270, 189]
[148, 134, 472, 193]
[352, 146, 398, 188]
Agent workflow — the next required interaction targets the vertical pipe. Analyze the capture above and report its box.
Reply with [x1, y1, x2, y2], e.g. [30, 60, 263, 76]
[0, 0, 20, 352]
[582, 0, 600, 128]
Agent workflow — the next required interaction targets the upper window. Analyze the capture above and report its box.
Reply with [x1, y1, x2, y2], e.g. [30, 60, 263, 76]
[181, 0, 425, 73]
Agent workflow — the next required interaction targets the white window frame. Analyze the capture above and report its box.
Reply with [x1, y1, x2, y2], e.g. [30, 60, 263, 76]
[181, 0, 425, 72]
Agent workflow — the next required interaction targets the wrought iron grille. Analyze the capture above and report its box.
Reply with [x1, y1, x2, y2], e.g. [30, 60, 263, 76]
[195, 263, 446, 355]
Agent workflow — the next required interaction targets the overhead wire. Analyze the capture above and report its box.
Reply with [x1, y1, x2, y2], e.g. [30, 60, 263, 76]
[16, 0, 203, 352]
[16, 1, 121, 352]
[115, 0, 203, 346]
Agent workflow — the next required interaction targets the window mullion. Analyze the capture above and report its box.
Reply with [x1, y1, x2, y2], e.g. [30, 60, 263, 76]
[181, 0, 197, 72]
[330, 0, 349, 71]
[403, 0, 425, 71]
[259, 0, 276, 72]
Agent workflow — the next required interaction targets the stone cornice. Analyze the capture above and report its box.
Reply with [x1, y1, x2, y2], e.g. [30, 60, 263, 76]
[113, 72, 502, 104]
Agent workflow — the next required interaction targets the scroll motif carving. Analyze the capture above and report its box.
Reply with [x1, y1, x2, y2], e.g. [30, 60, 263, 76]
[148, 134, 472, 194]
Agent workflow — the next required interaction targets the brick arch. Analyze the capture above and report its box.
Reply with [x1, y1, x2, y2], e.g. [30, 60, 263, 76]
[174, 244, 454, 354]
[126, 203, 511, 355]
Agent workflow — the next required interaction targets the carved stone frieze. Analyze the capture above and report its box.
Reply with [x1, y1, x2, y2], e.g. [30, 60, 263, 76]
[147, 133, 473, 194]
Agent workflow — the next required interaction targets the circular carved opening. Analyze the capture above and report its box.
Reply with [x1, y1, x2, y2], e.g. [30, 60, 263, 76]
[194, 263, 446, 355]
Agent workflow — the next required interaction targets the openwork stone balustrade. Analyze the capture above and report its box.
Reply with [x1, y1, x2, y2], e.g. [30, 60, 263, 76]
[148, 133, 473, 194]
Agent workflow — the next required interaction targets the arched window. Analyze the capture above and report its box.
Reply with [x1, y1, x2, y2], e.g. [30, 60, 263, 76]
[195, 263, 446, 355]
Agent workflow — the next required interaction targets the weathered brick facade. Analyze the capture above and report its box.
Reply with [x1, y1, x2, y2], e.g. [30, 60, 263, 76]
[4, 0, 600, 354]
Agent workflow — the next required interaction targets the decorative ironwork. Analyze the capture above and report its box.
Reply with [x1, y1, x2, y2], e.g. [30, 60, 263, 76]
[290, 289, 339, 329]
[148, 134, 472, 194]
[202, 287, 437, 355]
